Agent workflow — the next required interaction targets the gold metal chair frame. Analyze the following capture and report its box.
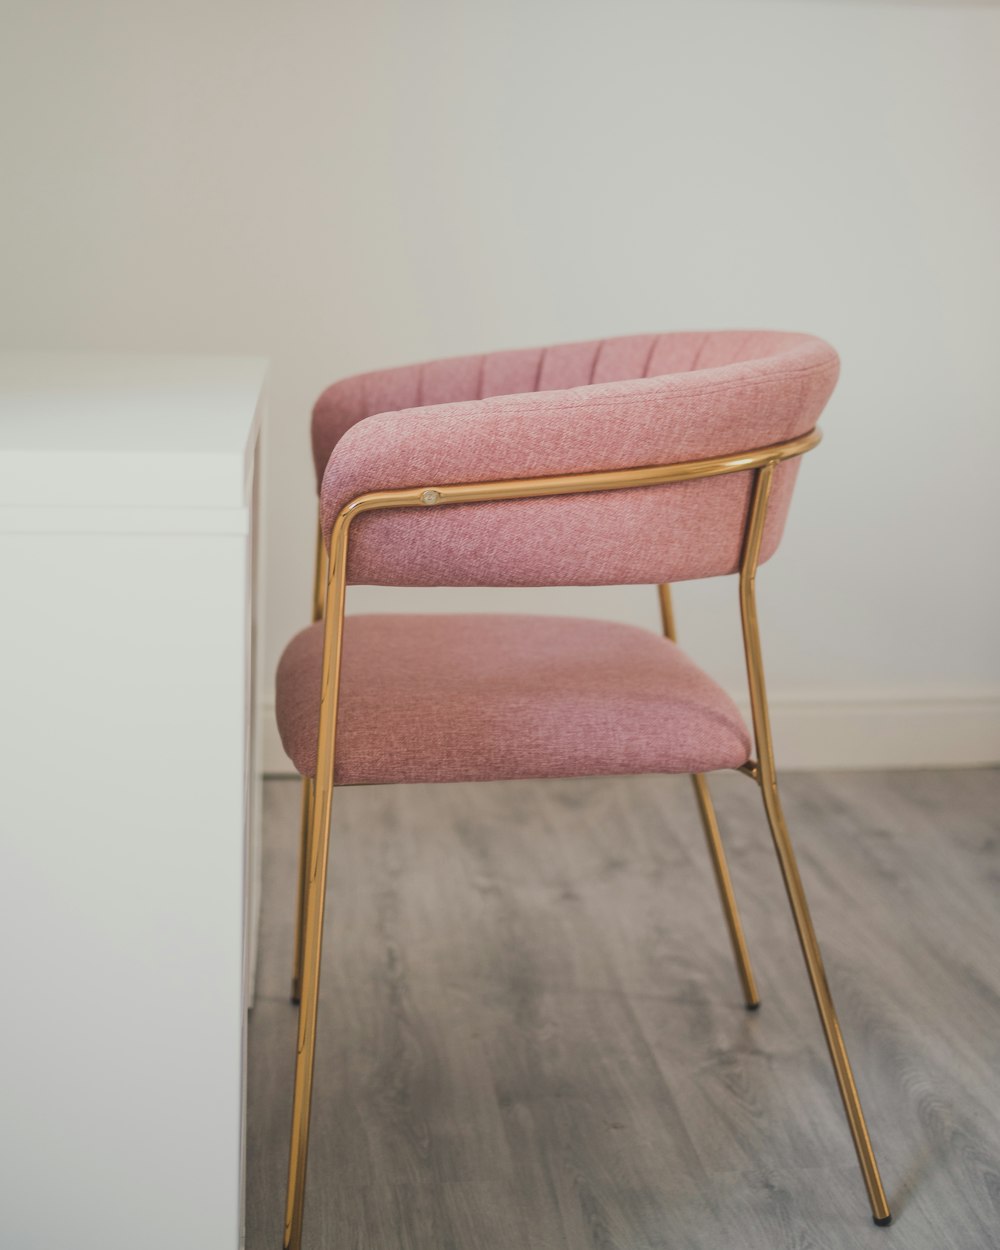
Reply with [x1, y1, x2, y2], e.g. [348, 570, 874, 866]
[283, 427, 892, 1249]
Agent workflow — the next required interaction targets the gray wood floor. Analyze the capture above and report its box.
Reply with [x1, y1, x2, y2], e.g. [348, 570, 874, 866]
[246, 768, 1000, 1249]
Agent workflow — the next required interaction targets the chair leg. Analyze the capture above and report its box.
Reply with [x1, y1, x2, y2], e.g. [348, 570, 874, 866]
[756, 777, 892, 1224]
[656, 586, 760, 1009]
[290, 777, 313, 1004]
[740, 462, 891, 1226]
[690, 773, 760, 1009]
[291, 513, 326, 1004]
[283, 775, 335, 1250]
[284, 505, 349, 1250]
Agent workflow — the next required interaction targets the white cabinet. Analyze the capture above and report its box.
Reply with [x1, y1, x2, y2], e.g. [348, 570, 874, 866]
[0, 353, 267, 1250]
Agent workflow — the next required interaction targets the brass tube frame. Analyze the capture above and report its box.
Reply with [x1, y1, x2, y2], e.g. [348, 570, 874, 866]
[283, 424, 891, 1247]
[285, 503, 350, 1250]
[659, 584, 760, 1010]
[738, 463, 890, 1225]
[289, 778, 312, 1003]
[291, 514, 328, 1002]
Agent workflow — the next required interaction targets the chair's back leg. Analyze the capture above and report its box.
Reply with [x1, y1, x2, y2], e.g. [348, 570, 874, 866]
[690, 772, 760, 1009]
[739, 465, 891, 1227]
[656, 585, 760, 1009]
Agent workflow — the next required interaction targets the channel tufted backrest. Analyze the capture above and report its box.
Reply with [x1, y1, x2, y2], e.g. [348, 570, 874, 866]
[313, 330, 838, 588]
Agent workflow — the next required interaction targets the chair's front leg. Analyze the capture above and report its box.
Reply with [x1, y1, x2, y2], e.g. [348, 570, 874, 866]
[292, 514, 328, 1002]
[754, 774, 892, 1225]
[740, 464, 891, 1226]
[284, 770, 335, 1249]
[285, 514, 349, 1250]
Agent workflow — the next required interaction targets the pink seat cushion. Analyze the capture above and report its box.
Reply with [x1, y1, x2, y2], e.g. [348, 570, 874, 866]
[275, 614, 751, 785]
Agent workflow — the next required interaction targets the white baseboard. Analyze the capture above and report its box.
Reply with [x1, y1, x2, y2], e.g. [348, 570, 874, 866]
[731, 693, 1000, 771]
[261, 694, 1000, 777]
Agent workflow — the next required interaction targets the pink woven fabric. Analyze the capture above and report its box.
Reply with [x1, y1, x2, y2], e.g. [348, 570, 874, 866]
[311, 330, 837, 587]
[275, 614, 751, 785]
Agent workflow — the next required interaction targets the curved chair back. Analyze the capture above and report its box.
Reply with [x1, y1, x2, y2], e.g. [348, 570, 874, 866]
[313, 330, 838, 587]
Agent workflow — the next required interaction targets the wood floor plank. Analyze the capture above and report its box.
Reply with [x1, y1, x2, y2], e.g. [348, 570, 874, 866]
[247, 768, 1000, 1249]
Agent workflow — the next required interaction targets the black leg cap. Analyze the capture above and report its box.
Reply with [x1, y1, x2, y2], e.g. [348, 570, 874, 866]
[745, 1001, 761, 1012]
[873, 1214, 892, 1227]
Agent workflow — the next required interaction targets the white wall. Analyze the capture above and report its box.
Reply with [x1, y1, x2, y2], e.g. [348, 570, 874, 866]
[3, 0, 999, 770]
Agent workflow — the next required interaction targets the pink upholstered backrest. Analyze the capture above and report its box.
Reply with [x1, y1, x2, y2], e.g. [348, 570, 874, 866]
[313, 331, 838, 588]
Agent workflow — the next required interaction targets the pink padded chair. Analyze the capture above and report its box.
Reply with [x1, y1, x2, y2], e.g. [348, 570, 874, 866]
[274, 331, 892, 1248]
